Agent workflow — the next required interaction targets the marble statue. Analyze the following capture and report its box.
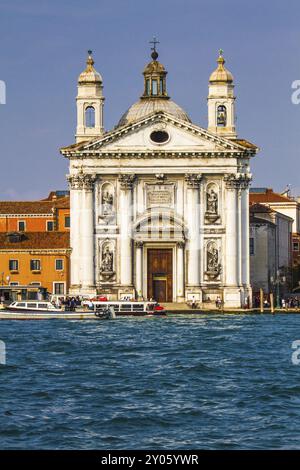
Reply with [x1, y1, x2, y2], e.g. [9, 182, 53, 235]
[101, 246, 114, 272]
[207, 188, 218, 215]
[102, 191, 113, 215]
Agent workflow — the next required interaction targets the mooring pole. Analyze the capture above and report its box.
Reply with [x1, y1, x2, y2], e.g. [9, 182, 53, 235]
[260, 288, 264, 313]
[270, 293, 274, 314]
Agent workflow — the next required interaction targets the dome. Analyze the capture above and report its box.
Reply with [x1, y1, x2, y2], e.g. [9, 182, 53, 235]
[117, 42, 191, 128]
[143, 59, 166, 75]
[117, 98, 191, 128]
[209, 51, 233, 84]
[78, 50, 103, 84]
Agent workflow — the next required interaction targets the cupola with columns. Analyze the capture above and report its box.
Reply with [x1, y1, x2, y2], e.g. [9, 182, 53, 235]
[142, 37, 169, 99]
[207, 50, 237, 138]
[76, 50, 105, 143]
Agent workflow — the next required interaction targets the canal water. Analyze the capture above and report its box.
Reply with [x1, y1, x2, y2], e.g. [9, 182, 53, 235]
[0, 314, 300, 449]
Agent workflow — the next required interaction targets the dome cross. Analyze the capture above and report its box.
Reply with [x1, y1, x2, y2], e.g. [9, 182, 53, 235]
[149, 36, 160, 60]
[150, 36, 160, 52]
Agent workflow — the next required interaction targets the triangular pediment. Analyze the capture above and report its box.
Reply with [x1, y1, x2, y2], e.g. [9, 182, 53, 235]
[61, 111, 257, 157]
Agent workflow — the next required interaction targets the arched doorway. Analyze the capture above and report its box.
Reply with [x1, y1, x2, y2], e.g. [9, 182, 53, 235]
[134, 208, 187, 302]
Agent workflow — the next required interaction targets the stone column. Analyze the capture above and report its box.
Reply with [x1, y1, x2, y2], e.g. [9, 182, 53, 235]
[237, 186, 242, 287]
[240, 175, 252, 297]
[223, 174, 244, 308]
[177, 241, 185, 301]
[119, 174, 135, 288]
[185, 174, 202, 288]
[67, 175, 82, 291]
[81, 174, 96, 293]
[224, 175, 238, 286]
[135, 241, 143, 299]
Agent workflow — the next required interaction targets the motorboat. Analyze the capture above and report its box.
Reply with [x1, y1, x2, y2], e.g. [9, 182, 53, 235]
[1, 301, 110, 320]
[83, 300, 166, 316]
[7, 301, 62, 313]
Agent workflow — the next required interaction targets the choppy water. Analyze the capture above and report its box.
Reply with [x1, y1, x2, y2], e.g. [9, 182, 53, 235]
[0, 314, 300, 449]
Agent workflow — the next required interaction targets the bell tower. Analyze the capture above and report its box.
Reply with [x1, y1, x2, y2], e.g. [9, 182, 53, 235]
[207, 50, 236, 138]
[76, 50, 104, 143]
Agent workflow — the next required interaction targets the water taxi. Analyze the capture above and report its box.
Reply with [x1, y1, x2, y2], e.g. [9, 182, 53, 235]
[0, 301, 103, 320]
[83, 300, 166, 316]
[7, 301, 62, 313]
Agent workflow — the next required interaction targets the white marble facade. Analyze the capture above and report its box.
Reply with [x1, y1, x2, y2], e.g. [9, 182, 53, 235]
[61, 49, 258, 307]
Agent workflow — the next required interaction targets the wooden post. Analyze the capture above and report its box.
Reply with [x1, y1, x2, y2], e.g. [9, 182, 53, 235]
[270, 293, 274, 314]
[260, 288, 264, 313]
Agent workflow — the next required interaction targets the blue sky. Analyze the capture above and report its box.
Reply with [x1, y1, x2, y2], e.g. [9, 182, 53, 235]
[0, 0, 300, 199]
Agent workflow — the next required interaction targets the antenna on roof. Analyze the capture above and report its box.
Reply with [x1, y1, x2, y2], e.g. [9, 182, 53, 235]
[281, 184, 291, 198]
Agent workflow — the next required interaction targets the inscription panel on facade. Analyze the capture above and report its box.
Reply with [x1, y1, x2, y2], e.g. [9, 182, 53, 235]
[146, 184, 175, 208]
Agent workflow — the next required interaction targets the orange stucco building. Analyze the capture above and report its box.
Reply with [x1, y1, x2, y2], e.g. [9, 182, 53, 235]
[0, 191, 71, 300]
[0, 191, 70, 233]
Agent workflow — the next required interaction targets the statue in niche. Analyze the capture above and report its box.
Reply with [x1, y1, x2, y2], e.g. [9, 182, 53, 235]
[207, 188, 218, 215]
[102, 190, 113, 215]
[206, 243, 222, 280]
[100, 246, 114, 273]
[205, 187, 220, 224]
[207, 245, 218, 271]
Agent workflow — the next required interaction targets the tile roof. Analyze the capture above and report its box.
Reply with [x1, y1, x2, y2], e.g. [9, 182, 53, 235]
[249, 189, 293, 203]
[0, 232, 70, 250]
[0, 196, 70, 214]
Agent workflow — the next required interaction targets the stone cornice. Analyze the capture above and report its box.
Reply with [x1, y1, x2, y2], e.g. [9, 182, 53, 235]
[66, 150, 248, 160]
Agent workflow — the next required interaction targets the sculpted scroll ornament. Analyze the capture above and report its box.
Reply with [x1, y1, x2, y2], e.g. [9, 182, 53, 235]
[185, 173, 202, 188]
[224, 173, 252, 190]
[67, 173, 96, 190]
[118, 174, 136, 190]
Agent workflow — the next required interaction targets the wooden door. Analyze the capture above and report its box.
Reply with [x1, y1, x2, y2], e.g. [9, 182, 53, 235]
[147, 249, 173, 302]
[153, 279, 167, 303]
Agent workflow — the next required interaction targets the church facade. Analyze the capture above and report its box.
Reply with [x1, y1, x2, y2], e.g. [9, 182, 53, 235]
[61, 46, 258, 308]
